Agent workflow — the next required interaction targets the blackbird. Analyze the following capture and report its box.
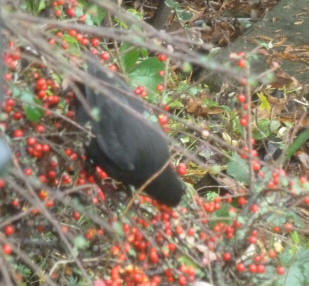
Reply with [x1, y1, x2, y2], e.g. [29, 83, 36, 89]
[76, 63, 184, 206]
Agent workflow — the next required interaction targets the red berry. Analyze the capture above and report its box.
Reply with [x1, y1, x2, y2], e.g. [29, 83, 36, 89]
[68, 29, 77, 37]
[163, 104, 170, 111]
[46, 200, 54, 208]
[4, 225, 14, 236]
[303, 196, 309, 204]
[54, 9, 62, 17]
[72, 211, 80, 221]
[237, 197, 246, 206]
[66, 8, 75, 17]
[187, 228, 195, 236]
[76, 33, 83, 41]
[284, 223, 293, 232]
[250, 204, 259, 213]
[175, 226, 184, 235]
[237, 94, 246, 103]
[4, 73, 12, 81]
[138, 252, 146, 261]
[108, 64, 117, 72]
[24, 168, 32, 176]
[91, 38, 100, 47]
[81, 38, 89, 46]
[13, 129, 23, 138]
[237, 59, 246, 68]
[158, 114, 168, 125]
[276, 266, 285, 275]
[79, 15, 86, 22]
[273, 226, 280, 233]
[236, 263, 245, 272]
[168, 243, 176, 252]
[268, 249, 277, 258]
[223, 252, 231, 261]
[177, 163, 187, 176]
[251, 230, 258, 236]
[38, 190, 48, 200]
[62, 40, 69, 49]
[248, 236, 257, 244]
[299, 176, 307, 184]
[252, 161, 260, 171]
[156, 84, 164, 92]
[157, 53, 167, 61]
[11, 199, 19, 207]
[13, 112, 23, 120]
[149, 248, 158, 263]
[249, 264, 257, 273]
[100, 51, 110, 61]
[240, 117, 248, 127]
[178, 276, 187, 286]
[48, 38, 56, 45]
[268, 181, 275, 189]
[48, 170, 57, 179]
[36, 78, 47, 90]
[2, 244, 12, 255]
[27, 137, 36, 145]
[36, 125, 46, 133]
[257, 264, 265, 274]
[42, 144, 50, 152]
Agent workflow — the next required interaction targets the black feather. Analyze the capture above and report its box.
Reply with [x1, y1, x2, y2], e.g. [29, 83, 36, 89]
[76, 64, 184, 206]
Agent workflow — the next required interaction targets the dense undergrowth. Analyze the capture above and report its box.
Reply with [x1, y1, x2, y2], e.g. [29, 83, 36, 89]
[0, 0, 308, 285]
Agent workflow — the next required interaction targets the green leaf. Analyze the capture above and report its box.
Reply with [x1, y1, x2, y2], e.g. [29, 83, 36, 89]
[73, 235, 89, 250]
[291, 231, 301, 245]
[86, 4, 106, 26]
[257, 92, 271, 111]
[210, 165, 221, 175]
[285, 128, 309, 162]
[51, 73, 62, 85]
[177, 10, 192, 21]
[85, 14, 94, 26]
[11, 85, 21, 97]
[24, 106, 43, 122]
[270, 120, 280, 133]
[280, 248, 309, 286]
[25, 0, 47, 14]
[265, 213, 286, 225]
[112, 221, 124, 236]
[128, 57, 164, 102]
[114, 17, 128, 29]
[37, 0, 46, 13]
[62, 34, 80, 54]
[91, 107, 100, 122]
[178, 256, 203, 276]
[20, 89, 35, 104]
[127, 8, 143, 20]
[165, 0, 180, 9]
[75, 6, 84, 17]
[253, 118, 271, 139]
[120, 43, 140, 72]
[168, 100, 184, 109]
[226, 153, 249, 184]
[62, 34, 79, 45]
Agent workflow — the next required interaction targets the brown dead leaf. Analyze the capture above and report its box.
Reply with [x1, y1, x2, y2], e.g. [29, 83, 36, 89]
[270, 70, 298, 88]
[185, 97, 224, 117]
[296, 151, 309, 170]
[186, 97, 200, 114]
[216, 175, 244, 195]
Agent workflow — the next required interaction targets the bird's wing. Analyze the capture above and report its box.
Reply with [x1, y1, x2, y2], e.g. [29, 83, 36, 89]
[80, 61, 167, 174]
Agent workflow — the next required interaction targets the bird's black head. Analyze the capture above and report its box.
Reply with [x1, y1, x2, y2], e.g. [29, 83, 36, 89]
[144, 166, 185, 207]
